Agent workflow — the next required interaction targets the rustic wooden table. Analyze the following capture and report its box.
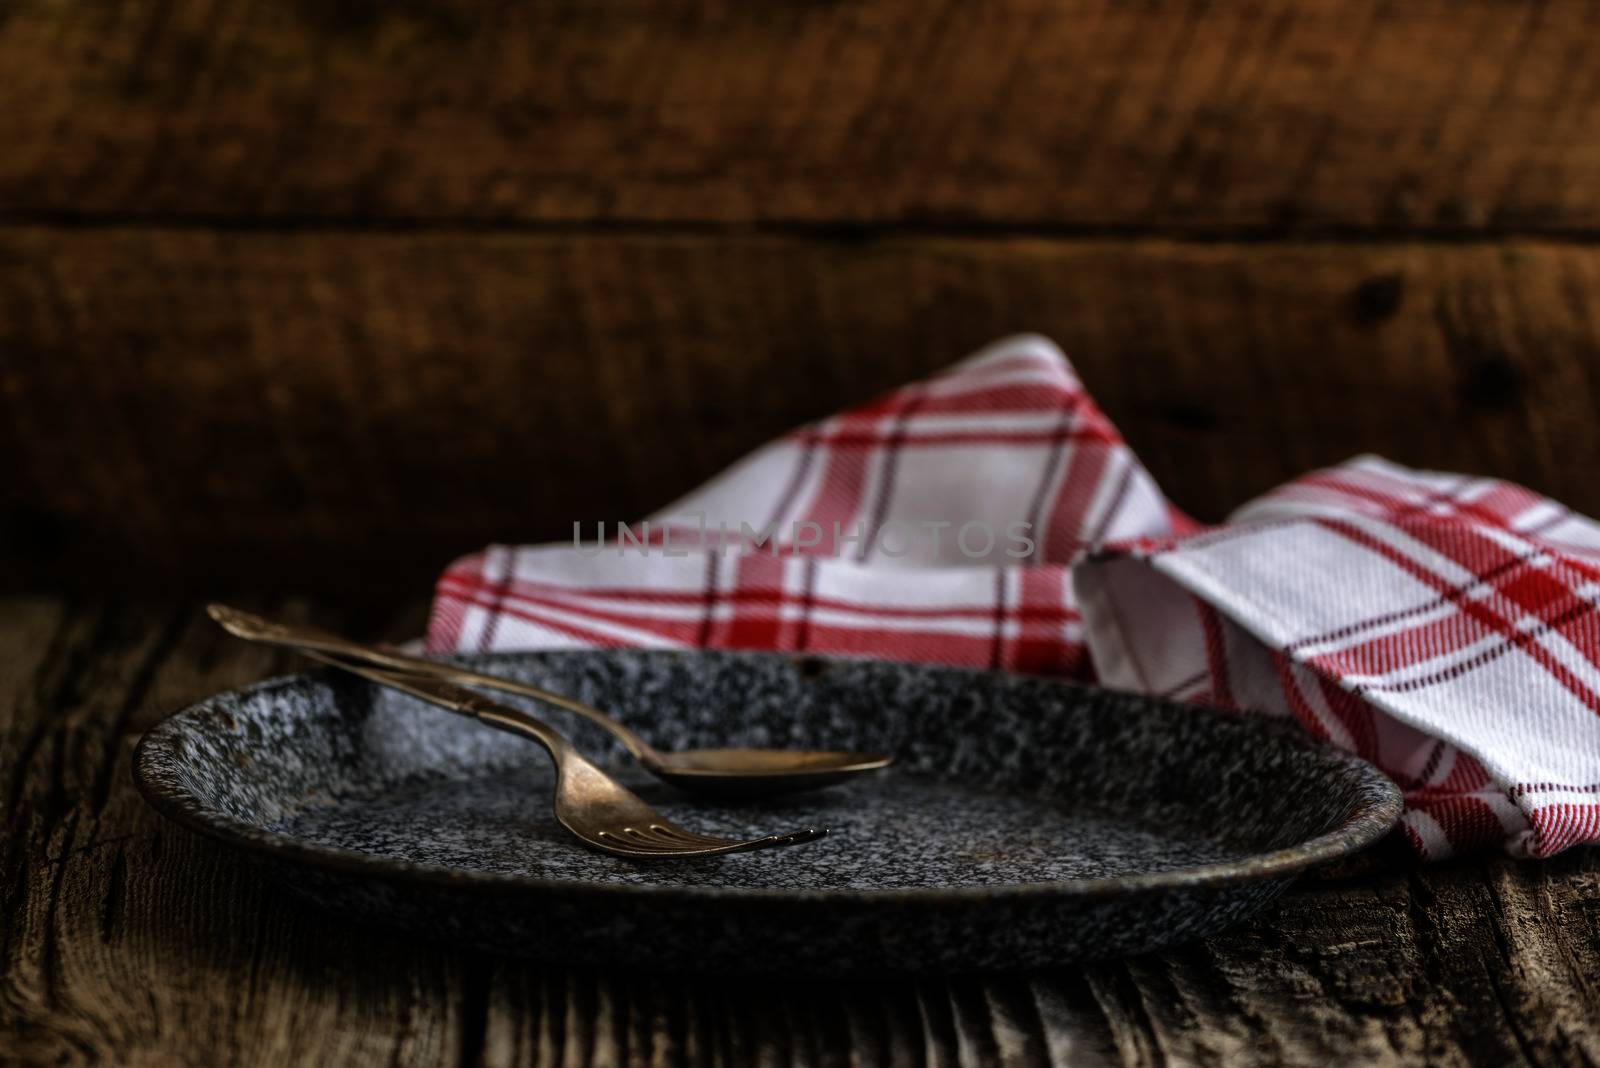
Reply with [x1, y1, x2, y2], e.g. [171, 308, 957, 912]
[6, 3, 1600, 1063]
[4, 597, 1598, 1066]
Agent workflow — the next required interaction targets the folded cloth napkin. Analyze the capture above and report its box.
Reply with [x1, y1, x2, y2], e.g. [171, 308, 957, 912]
[427, 335, 1600, 860]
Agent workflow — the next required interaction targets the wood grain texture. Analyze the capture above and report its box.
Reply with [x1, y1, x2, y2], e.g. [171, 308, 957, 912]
[1, 596, 1598, 1067]
[3, 1, 1600, 231]
[0, 599, 467, 1066]
[5, 230, 1600, 595]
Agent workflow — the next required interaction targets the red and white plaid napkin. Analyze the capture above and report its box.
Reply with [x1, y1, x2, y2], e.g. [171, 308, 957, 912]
[427, 335, 1600, 860]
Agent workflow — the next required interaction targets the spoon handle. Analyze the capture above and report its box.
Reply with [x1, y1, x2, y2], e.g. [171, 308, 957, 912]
[206, 604, 656, 762]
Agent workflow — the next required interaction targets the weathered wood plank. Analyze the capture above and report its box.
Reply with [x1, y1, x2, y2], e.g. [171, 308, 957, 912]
[5, 231, 1600, 596]
[3, 1, 1600, 231]
[466, 857, 1600, 1067]
[3, 596, 1599, 1066]
[1111, 855, 1600, 1066]
[0, 599, 467, 1067]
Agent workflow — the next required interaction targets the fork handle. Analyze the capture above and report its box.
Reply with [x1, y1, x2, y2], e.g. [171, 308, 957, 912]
[298, 648, 582, 766]
[209, 605, 656, 762]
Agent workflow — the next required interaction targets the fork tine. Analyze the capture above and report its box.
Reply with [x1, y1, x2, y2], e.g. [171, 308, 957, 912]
[593, 829, 691, 853]
[741, 828, 830, 851]
[630, 826, 702, 849]
[596, 838, 715, 855]
[633, 826, 742, 850]
[647, 823, 722, 846]
[584, 824, 828, 857]
[623, 826, 696, 846]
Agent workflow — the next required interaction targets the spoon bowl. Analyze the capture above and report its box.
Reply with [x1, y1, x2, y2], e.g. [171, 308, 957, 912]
[642, 747, 893, 797]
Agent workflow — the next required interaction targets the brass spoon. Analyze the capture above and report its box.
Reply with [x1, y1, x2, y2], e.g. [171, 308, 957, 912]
[208, 605, 892, 797]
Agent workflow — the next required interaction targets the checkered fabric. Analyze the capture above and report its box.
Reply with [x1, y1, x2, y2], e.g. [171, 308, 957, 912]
[427, 335, 1600, 859]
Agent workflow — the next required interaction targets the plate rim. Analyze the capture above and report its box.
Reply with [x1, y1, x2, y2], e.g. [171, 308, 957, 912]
[132, 649, 1403, 905]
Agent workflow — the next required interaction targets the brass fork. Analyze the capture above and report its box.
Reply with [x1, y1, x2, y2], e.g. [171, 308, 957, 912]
[299, 648, 827, 859]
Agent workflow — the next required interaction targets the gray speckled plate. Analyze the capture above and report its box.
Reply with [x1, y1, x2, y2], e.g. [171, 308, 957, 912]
[133, 649, 1400, 974]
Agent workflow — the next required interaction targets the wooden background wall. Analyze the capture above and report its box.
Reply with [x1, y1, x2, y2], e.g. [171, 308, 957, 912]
[4, 0, 1600, 599]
